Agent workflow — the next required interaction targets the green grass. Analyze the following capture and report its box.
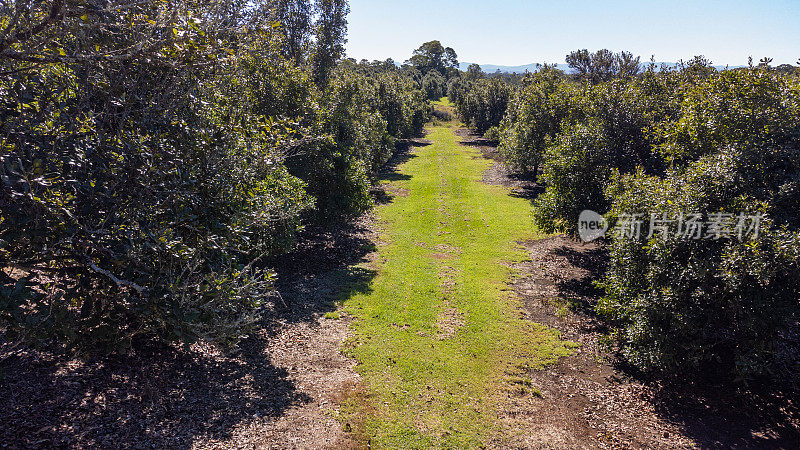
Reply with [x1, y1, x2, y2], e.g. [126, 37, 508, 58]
[432, 97, 453, 107]
[340, 112, 576, 447]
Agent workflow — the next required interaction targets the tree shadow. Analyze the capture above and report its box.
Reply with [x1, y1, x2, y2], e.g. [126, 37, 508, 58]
[269, 220, 378, 329]
[372, 187, 396, 205]
[508, 176, 545, 202]
[385, 139, 428, 173]
[380, 173, 412, 182]
[454, 126, 546, 201]
[267, 136, 429, 326]
[460, 137, 498, 147]
[456, 130, 501, 157]
[0, 226, 378, 449]
[0, 335, 308, 448]
[649, 379, 800, 448]
[550, 243, 608, 318]
[371, 139, 430, 205]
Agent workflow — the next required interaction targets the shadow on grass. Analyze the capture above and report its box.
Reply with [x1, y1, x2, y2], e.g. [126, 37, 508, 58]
[381, 173, 412, 182]
[460, 137, 499, 147]
[508, 176, 545, 202]
[454, 126, 547, 202]
[270, 221, 378, 327]
[385, 139, 428, 173]
[549, 243, 608, 318]
[372, 139, 430, 205]
[268, 135, 431, 327]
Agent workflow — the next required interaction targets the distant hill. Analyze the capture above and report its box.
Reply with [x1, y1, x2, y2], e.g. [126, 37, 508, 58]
[458, 62, 745, 74]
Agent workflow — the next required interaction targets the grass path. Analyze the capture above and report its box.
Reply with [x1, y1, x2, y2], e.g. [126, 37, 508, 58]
[340, 100, 576, 447]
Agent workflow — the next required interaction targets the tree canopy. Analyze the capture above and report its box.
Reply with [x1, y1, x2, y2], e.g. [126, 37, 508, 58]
[408, 40, 459, 76]
[0, 0, 430, 352]
[566, 49, 641, 83]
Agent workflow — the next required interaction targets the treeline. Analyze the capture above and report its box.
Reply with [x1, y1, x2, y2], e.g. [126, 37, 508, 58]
[0, 0, 429, 351]
[448, 65, 512, 136]
[458, 50, 800, 386]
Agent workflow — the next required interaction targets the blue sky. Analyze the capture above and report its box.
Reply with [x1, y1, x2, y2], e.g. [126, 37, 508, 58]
[345, 0, 800, 66]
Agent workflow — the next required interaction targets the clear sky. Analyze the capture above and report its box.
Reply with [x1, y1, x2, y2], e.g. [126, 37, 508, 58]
[345, 0, 800, 66]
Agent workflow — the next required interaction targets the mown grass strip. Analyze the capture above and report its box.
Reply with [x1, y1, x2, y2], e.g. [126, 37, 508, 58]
[341, 99, 576, 447]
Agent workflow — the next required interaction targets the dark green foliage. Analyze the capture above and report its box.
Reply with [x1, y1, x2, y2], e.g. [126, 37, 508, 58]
[0, 0, 428, 352]
[272, 0, 314, 64]
[312, 0, 350, 86]
[503, 63, 686, 233]
[0, 1, 311, 351]
[499, 67, 580, 176]
[533, 77, 672, 232]
[376, 72, 430, 139]
[599, 67, 800, 384]
[466, 63, 485, 81]
[290, 61, 430, 223]
[295, 68, 392, 222]
[453, 78, 512, 135]
[532, 121, 612, 233]
[656, 68, 800, 167]
[422, 71, 446, 101]
[446, 76, 469, 106]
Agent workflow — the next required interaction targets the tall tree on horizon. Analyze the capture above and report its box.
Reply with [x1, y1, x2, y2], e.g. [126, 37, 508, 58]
[566, 49, 641, 83]
[466, 63, 484, 81]
[272, 0, 314, 65]
[445, 46, 459, 70]
[312, 0, 349, 85]
[408, 40, 458, 76]
[616, 51, 641, 78]
[565, 49, 592, 77]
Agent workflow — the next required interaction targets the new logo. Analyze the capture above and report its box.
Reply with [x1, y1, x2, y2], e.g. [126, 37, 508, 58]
[578, 210, 608, 242]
